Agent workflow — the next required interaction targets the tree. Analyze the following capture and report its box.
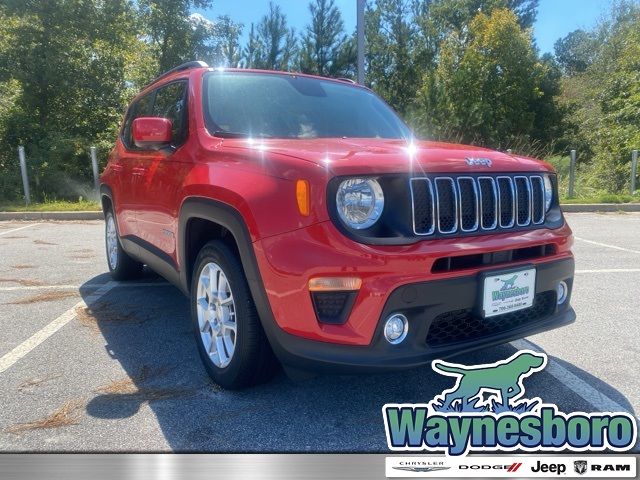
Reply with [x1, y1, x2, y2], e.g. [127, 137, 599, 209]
[554, 29, 597, 75]
[298, 0, 356, 77]
[0, 0, 142, 200]
[579, 2, 640, 192]
[412, 0, 539, 73]
[251, 2, 297, 71]
[137, 0, 214, 73]
[366, 0, 419, 115]
[242, 23, 261, 68]
[415, 8, 558, 149]
[214, 15, 243, 68]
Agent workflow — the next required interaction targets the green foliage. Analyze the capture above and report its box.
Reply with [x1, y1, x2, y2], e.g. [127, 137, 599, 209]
[366, 0, 419, 115]
[138, 0, 213, 74]
[211, 15, 244, 68]
[0, 199, 101, 212]
[557, 1, 640, 193]
[298, 0, 356, 77]
[0, 0, 638, 203]
[245, 2, 297, 71]
[0, 0, 142, 201]
[413, 8, 561, 152]
[554, 29, 597, 75]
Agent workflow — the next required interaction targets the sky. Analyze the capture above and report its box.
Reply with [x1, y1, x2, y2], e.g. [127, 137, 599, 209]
[196, 0, 610, 55]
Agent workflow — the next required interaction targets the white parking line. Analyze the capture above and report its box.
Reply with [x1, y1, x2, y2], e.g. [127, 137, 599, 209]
[511, 339, 629, 413]
[574, 236, 640, 255]
[575, 269, 640, 274]
[0, 223, 39, 236]
[0, 282, 171, 292]
[0, 282, 117, 374]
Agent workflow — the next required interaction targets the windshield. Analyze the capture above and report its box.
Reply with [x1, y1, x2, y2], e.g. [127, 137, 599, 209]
[202, 72, 412, 140]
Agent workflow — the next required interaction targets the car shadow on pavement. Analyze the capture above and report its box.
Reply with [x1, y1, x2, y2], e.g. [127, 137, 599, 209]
[79, 273, 637, 452]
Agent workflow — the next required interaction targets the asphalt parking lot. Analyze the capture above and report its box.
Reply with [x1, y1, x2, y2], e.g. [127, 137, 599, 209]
[0, 213, 638, 452]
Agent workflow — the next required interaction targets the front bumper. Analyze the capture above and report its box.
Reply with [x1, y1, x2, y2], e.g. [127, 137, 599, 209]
[261, 256, 575, 373]
[254, 219, 574, 346]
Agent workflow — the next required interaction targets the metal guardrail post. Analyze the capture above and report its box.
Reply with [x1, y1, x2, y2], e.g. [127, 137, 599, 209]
[90, 146, 100, 194]
[631, 150, 638, 194]
[18, 146, 30, 206]
[568, 149, 576, 198]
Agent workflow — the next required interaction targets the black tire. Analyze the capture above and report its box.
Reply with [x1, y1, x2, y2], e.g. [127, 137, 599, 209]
[104, 210, 143, 281]
[190, 240, 278, 389]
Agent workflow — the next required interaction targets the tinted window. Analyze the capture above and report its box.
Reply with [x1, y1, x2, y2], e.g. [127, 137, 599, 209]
[152, 81, 188, 146]
[202, 72, 411, 139]
[122, 93, 153, 148]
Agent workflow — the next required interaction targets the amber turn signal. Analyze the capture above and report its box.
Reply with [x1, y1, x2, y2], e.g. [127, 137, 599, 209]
[308, 277, 362, 292]
[296, 179, 310, 216]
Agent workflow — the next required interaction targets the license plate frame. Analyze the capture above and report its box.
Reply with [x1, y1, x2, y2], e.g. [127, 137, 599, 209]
[480, 266, 537, 318]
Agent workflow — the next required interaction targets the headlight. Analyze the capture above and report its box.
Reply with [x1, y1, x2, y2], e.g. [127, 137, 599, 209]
[336, 178, 384, 229]
[543, 175, 554, 212]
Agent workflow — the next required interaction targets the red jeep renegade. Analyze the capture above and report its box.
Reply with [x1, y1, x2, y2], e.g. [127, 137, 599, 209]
[100, 61, 575, 389]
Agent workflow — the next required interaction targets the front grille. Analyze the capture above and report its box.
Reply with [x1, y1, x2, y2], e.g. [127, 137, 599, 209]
[411, 174, 546, 236]
[426, 291, 556, 347]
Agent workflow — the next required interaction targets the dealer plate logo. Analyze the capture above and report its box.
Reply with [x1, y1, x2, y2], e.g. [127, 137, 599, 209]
[382, 350, 637, 456]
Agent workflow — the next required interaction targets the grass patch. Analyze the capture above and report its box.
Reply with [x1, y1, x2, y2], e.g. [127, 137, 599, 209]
[8, 290, 78, 305]
[75, 302, 137, 334]
[94, 366, 187, 403]
[0, 277, 44, 287]
[561, 193, 640, 204]
[0, 199, 100, 212]
[547, 155, 640, 203]
[33, 239, 58, 246]
[5, 400, 82, 434]
[18, 374, 63, 393]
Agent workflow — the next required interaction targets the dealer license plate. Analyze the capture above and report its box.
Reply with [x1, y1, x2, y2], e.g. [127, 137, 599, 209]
[482, 268, 536, 318]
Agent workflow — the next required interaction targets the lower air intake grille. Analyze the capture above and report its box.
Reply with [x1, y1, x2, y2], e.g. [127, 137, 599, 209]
[311, 291, 357, 325]
[425, 291, 556, 347]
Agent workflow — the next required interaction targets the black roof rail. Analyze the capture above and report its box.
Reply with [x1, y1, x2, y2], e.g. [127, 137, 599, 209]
[146, 60, 209, 88]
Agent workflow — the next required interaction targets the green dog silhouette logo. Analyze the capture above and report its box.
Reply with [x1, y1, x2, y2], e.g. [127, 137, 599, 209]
[382, 349, 638, 455]
[499, 274, 519, 291]
[431, 350, 546, 413]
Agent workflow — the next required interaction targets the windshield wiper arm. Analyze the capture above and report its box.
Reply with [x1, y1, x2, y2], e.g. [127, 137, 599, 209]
[213, 131, 250, 138]
[213, 131, 274, 139]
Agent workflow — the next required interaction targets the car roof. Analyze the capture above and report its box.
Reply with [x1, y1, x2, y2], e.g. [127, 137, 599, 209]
[136, 64, 365, 101]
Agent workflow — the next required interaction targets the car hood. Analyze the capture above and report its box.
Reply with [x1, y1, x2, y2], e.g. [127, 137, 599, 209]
[219, 137, 552, 176]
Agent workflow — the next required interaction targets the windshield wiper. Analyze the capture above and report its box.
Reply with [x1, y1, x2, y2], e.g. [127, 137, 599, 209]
[213, 131, 274, 139]
[213, 131, 250, 138]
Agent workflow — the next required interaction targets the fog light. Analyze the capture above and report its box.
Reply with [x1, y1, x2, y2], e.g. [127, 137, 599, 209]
[556, 281, 568, 304]
[384, 314, 408, 345]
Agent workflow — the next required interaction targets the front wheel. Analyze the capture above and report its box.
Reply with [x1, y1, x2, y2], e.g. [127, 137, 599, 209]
[190, 240, 277, 389]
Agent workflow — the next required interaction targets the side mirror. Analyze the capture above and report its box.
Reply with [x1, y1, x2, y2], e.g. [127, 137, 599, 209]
[132, 117, 173, 150]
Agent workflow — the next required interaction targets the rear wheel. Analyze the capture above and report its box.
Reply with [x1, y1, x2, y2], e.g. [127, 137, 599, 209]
[105, 211, 143, 280]
[191, 240, 277, 389]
